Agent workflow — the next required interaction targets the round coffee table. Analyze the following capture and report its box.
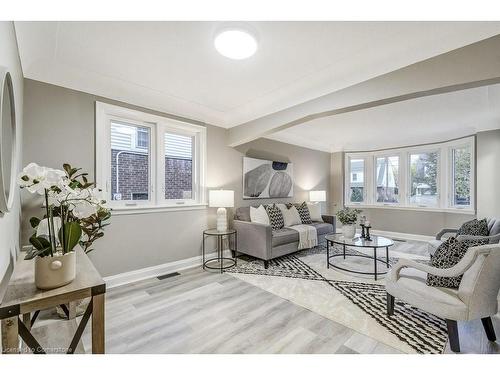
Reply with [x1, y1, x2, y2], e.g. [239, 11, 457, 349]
[325, 233, 394, 280]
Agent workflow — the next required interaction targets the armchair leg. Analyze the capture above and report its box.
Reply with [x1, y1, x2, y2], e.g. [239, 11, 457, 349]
[386, 293, 395, 316]
[481, 317, 497, 341]
[264, 260, 269, 269]
[446, 319, 460, 353]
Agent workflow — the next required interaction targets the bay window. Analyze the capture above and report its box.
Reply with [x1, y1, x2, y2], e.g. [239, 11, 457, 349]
[409, 151, 439, 207]
[344, 137, 474, 213]
[347, 157, 365, 203]
[96, 102, 206, 212]
[375, 156, 400, 204]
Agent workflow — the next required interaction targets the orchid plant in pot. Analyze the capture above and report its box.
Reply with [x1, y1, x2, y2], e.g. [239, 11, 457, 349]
[19, 163, 111, 290]
[336, 207, 362, 239]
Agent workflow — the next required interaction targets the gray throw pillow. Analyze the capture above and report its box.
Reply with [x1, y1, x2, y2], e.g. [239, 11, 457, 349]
[427, 237, 469, 289]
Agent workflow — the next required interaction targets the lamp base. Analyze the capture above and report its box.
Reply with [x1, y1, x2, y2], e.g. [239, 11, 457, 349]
[216, 207, 228, 232]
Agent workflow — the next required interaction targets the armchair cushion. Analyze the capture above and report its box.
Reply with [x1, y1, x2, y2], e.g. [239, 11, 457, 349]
[427, 237, 469, 289]
[488, 218, 500, 237]
[457, 218, 489, 236]
[386, 267, 468, 321]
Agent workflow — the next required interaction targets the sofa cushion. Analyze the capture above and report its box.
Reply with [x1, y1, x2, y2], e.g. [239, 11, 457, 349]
[307, 203, 323, 222]
[272, 228, 299, 247]
[311, 222, 333, 235]
[250, 205, 270, 225]
[279, 205, 302, 227]
[235, 207, 251, 222]
[266, 204, 284, 230]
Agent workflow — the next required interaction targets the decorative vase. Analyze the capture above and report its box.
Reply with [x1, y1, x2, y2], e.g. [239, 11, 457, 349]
[342, 224, 356, 239]
[35, 251, 76, 290]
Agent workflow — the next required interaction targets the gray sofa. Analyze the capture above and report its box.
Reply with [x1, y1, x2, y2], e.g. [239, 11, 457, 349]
[233, 205, 336, 268]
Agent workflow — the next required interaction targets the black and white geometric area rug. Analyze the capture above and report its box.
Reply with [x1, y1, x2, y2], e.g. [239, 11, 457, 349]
[226, 244, 448, 354]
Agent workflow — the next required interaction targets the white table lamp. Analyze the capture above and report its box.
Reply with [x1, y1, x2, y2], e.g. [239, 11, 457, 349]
[309, 190, 326, 202]
[209, 190, 234, 232]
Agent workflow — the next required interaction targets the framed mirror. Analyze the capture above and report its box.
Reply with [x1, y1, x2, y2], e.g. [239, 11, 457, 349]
[0, 69, 16, 213]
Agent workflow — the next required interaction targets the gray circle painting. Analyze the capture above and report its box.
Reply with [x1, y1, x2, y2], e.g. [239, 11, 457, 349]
[243, 157, 293, 198]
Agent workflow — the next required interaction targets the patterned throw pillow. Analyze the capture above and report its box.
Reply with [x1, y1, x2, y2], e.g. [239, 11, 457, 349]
[427, 237, 469, 289]
[266, 204, 284, 230]
[457, 218, 489, 236]
[294, 202, 313, 224]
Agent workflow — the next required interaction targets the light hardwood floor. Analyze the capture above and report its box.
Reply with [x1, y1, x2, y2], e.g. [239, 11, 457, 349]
[30, 266, 500, 354]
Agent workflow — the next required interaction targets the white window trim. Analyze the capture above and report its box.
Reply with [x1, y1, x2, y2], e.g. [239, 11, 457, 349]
[344, 136, 475, 214]
[96, 102, 207, 212]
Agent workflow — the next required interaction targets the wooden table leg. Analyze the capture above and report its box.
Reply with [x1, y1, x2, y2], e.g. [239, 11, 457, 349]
[21, 313, 31, 352]
[91, 294, 105, 354]
[1, 317, 19, 354]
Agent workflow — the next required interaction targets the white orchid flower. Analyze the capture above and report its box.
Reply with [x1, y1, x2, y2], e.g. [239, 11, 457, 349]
[72, 200, 98, 219]
[18, 163, 67, 195]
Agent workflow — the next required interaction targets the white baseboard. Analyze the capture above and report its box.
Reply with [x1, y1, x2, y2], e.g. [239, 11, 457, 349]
[103, 249, 231, 289]
[369, 229, 434, 242]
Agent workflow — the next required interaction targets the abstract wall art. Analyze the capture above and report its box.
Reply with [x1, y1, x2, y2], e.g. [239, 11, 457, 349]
[243, 157, 294, 199]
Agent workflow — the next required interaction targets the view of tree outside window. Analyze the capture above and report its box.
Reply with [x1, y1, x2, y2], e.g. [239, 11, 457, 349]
[453, 146, 471, 206]
[409, 151, 438, 206]
[349, 159, 364, 202]
[376, 156, 399, 203]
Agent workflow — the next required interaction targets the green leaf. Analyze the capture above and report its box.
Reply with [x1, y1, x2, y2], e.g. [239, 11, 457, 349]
[29, 217, 41, 229]
[24, 247, 51, 260]
[58, 222, 82, 253]
[29, 235, 51, 251]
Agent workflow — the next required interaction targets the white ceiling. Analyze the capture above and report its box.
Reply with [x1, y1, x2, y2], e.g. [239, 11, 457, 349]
[266, 84, 500, 152]
[14, 21, 500, 128]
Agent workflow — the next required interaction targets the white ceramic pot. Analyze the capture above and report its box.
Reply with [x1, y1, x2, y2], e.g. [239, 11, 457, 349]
[342, 224, 356, 239]
[35, 251, 76, 290]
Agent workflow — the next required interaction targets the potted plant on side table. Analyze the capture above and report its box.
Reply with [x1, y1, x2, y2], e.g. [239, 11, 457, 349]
[19, 163, 111, 290]
[336, 207, 362, 239]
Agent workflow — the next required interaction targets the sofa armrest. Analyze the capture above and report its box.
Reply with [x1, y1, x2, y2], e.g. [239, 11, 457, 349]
[233, 220, 272, 260]
[322, 215, 336, 233]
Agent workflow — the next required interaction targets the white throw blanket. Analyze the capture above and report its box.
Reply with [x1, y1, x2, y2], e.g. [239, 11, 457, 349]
[287, 224, 318, 250]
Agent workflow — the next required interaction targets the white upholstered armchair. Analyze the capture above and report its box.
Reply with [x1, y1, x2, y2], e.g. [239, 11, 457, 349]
[428, 218, 500, 256]
[386, 244, 500, 352]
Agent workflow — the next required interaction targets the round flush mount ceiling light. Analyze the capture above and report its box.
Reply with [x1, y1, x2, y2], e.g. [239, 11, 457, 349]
[214, 29, 258, 60]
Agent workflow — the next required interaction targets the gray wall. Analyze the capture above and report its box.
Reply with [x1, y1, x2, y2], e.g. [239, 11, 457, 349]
[22, 79, 331, 277]
[0, 22, 23, 297]
[329, 131, 500, 237]
[477, 129, 500, 219]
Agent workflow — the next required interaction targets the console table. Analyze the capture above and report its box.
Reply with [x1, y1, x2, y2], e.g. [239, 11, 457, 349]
[0, 249, 106, 354]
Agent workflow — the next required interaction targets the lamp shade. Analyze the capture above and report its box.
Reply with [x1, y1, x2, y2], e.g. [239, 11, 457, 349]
[309, 190, 326, 202]
[209, 190, 234, 208]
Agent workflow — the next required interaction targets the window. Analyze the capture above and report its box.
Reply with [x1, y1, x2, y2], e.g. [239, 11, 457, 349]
[409, 151, 439, 207]
[344, 137, 474, 213]
[96, 102, 206, 211]
[110, 122, 151, 202]
[347, 158, 365, 203]
[136, 128, 149, 149]
[451, 145, 472, 208]
[375, 156, 399, 203]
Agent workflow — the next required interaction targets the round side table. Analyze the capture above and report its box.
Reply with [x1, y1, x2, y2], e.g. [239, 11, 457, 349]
[202, 229, 237, 273]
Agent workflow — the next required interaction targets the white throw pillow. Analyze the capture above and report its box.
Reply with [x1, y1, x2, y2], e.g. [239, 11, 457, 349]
[307, 202, 323, 222]
[280, 205, 302, 227]
[250, 205, 270, 225]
